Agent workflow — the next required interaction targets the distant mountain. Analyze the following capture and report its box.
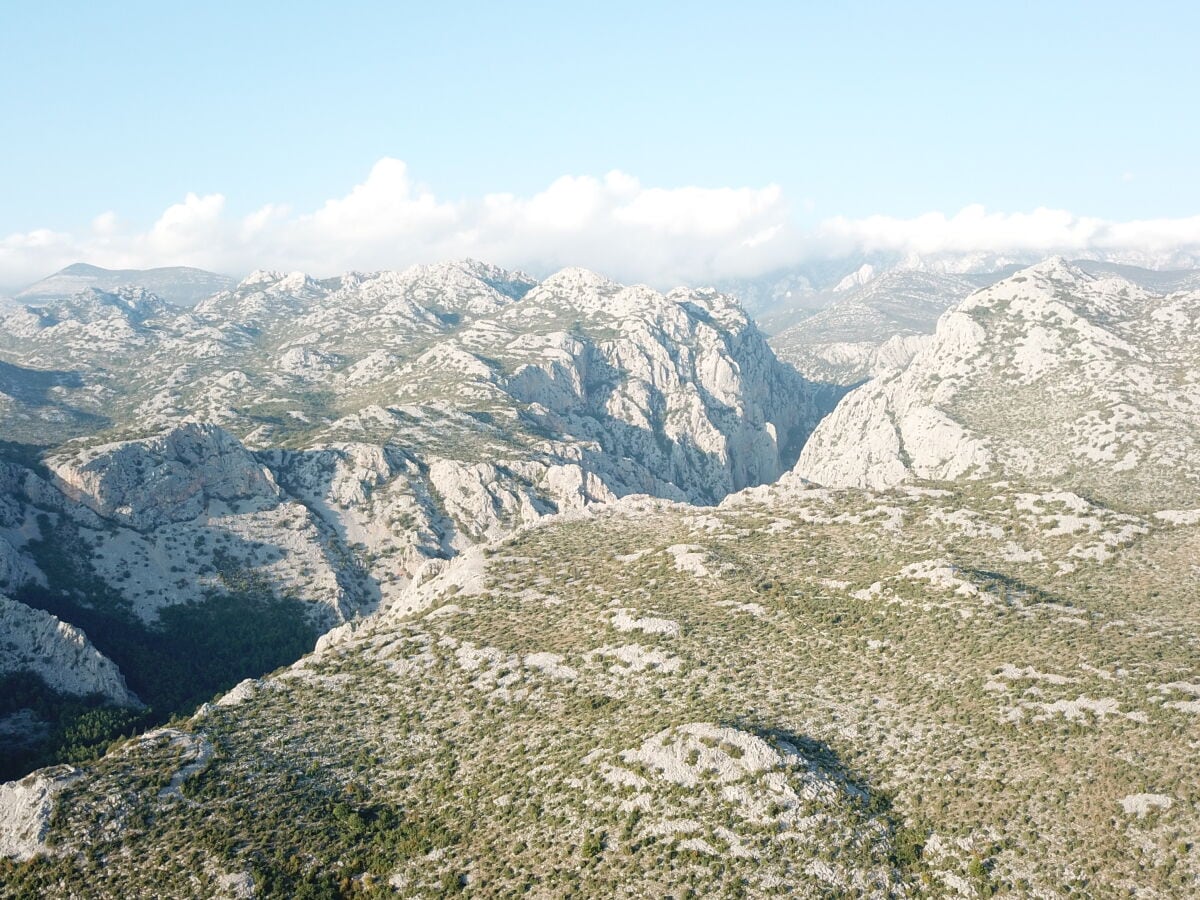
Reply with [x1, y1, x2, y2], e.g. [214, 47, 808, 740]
[16, 263, 236, 308]
[715, 269, 824, 331]
[723, 252, 1200, 343]
[762, 257, 1200, 388]
[717, 255, 1024, 336]
[717, 258, 913, 334]
[792, 257, 1200, 511]
[1069, 259, 1200, 293]
[768, 270, 986, 385]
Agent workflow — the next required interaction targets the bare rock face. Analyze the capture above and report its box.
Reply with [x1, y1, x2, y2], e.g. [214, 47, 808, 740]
[0, 536, 36, 592]
[0, 462, 50, 597]
[0, 595, 139, 706]
[426, 458, 549, 545]
[497, 277, 823, 503]
[48, 421, 281, 531]
[0, 466, 42, 593]
[0, 260, 833, 677]
[792, 258, 1200, 511]
[40, 425, 376, 624]
[0, 765, 80, 861]
[770, 270, 980, 385]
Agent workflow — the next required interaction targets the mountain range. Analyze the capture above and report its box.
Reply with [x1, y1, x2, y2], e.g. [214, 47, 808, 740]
[14, 264, 237, 308]
[1, 255, 1198, 897]
[0, 259, 834, 778]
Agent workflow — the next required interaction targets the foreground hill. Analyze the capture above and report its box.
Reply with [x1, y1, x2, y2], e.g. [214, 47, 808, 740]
[2, 477, 1196, 896]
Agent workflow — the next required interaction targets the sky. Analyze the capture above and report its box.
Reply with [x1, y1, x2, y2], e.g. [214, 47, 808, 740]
[2, 0, 1199, 290]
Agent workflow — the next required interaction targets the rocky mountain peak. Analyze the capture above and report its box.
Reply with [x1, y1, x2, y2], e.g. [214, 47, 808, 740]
[791, 259, 1200, 510]
[421, 259, 536, 299]
[237, 269, 288, 288]
[833, 263, 877, 292]
[1024, 254, 1081, 279]
[536, 266, 620, 295]
[21, 285, 168, 327]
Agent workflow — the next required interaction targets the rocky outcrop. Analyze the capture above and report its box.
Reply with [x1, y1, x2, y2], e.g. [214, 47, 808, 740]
[0, 765, 80, 861]
[496, 277, 825, 503]
[48, 421, 281, 531]
[0, 535, 38, 593]
[41, 425, 377, 623]
[792, 258, 1200, 510]
[0, 463, 42, 593]
[0, 595, 139, 706]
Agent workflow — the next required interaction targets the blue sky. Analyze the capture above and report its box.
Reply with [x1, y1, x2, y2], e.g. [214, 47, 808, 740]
[2, 1, 1198, 286]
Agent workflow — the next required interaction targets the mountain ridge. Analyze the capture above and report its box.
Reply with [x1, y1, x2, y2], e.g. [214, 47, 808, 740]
[2, 254, 1199, 897]
[791, 257, 1200, 512]
[0, 261, 836, 780]
[16, 264, 237, 308]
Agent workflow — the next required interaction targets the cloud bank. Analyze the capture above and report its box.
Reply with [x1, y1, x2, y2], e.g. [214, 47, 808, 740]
[3, 158, 1200, 292]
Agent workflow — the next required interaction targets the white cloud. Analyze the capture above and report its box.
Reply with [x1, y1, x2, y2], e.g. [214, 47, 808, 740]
[612, 182, 782, 236]
[813, 205, 1200, 268]
[302, 158, 457, 240]
[145, 192, 227, 260]
[2, 159, 1199, 293]
[92, 211, 118, 235]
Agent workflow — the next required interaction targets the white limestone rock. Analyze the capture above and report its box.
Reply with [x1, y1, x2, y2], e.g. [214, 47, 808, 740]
[0, 765, 80, 861]
[0, 594, 139, 706]
[1119, 794, 1173, 818]
[792, 258, 1200, 509]
[49, 421, 281, 530]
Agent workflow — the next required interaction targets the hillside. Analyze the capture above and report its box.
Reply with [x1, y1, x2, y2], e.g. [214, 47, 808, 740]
[0, 261, 834, 781]
[2, 477, 1196, 896]
[793, 258, 1200, 511]
[1, 255, 1198, 898]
